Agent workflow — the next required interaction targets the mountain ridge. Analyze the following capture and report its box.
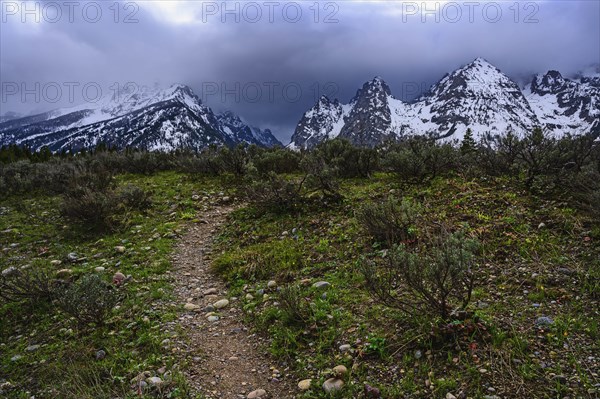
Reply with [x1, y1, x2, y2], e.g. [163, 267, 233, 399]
[290, 58, 600, 149]
[0, 84, 282, 152]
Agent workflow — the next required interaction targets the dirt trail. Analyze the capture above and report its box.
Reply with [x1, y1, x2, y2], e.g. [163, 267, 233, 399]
[170, 205, 296, 399]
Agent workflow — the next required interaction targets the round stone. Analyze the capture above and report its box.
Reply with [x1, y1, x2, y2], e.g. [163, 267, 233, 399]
[115, 246, 126, 253]
[213, 299, 230, 309]
[312, 281, 330, 289]
[112, 272, 126, 285]
[267, 280, 277, 289]
[131, 371, 151, 384]
[535, 316, 554, 326]
[247, 388, 267, 398]
[204, 305, 215, 312]
[183, 303, 200, 311]
[332, 365, 347, 378]
[146, 376, 162, 386]
[339, 344, 351, 352]
[298, 379, 312, 391]
[323, 378, 344, 393]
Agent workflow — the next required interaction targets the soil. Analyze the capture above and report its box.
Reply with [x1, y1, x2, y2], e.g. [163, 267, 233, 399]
[170, 205, 296, 399]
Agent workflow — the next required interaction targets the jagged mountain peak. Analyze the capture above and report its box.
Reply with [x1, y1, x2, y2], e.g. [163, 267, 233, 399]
[530, 70, 569, 95]
[162, 83, 196, 99]
[352, 76, 392, 101]
[457, 58, 504, 78]
[526, 66, 600, 130]
[435, 58, 510, 91]
[369, 75, 387, 86]
[315, 95, 341, 109]
[470, 57, 494, 67]
[420, 58, 539, 138]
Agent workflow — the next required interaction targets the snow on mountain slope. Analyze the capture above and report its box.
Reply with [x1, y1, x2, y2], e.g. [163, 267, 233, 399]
[0, 84, 281, 151]
[338, 77, 396, 146]
[290, 58, 599, 149]
[524, 70, 600, 136]
[410, 58, 540, 139]
[291, 96, 351, 149]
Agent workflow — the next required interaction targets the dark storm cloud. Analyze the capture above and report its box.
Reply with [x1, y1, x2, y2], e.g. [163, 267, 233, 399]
[1, 0, 598, 143]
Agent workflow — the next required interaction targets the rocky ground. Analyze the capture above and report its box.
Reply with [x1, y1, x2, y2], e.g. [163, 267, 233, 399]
[168, 204, 296, 399]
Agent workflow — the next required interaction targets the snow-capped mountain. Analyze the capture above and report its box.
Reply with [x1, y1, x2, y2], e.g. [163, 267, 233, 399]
[290, 96, 350, 149]
[0, 84, 281, 152]
[290, 58, 600, 149]
[407, 58, 539, 138]
[524, 70, 600, 136]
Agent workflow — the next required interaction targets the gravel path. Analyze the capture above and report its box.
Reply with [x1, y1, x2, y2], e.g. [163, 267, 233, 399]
[171, 205, 296, 399]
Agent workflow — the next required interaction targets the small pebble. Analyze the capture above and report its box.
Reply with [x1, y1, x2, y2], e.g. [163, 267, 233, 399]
[96, 349, 106, 360]
[312, 281, 330, 289]
[339, 344, 351, 352]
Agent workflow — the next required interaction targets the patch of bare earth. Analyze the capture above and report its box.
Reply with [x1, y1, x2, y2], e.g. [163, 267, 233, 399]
[170, 205, 296, 399]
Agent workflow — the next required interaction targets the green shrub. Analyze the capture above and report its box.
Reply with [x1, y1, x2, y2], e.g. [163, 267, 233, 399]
[253, 148, 301, 175]
[246, 172, 304, 212]
[125, 151, 169, 175]
[55, 274, 119, 326]
[476, 132, 521, 177]
[300, 152, 342, 201]
[219, 144, 251, 176]
[360, 228, 480, 320]
[117, 184, 152, 211]
[175, 147, 223, 176]
[61, 186, 121, 231]
[310, 138, 379, 178]
[382, 137, 457, 182]
[357, 197, 421, 247]
[277, 284, 312, 326]
[0, 266, 57, 304]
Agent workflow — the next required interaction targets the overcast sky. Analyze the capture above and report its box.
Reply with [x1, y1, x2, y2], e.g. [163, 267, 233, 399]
[1, 0, 598, 142]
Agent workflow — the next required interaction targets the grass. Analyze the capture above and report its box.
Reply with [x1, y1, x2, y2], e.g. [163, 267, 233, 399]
[0, 172, 226, 398]
[2, 170, 599, 398]
[213, 172, 600, 398]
